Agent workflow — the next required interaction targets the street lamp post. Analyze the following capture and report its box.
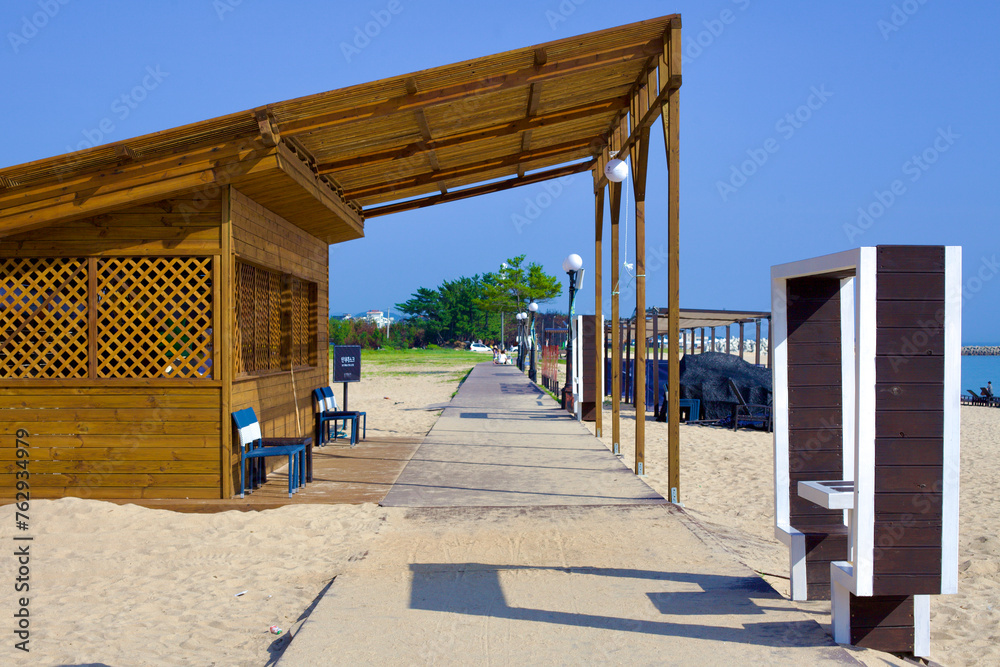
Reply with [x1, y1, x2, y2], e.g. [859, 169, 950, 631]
[561, 253, 583, 410]
[516, 312, 528, 371]
[528, 301, 539, 382]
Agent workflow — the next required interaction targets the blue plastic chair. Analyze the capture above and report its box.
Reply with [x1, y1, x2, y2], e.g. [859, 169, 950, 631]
[678, 398, 701, 422]
[312, 387, 364, 446]
[323, 387, 366, 442]
[231, 408, 308, 498]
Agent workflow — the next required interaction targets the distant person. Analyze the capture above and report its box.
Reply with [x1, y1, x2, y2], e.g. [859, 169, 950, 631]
[499, 350, 508, 365]
[987, 381, 993, 398]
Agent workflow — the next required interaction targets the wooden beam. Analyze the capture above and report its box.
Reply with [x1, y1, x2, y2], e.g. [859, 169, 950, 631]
[593, 178, 605, 438]
[526, 83, 543, 117]
[220, 187, 233, 500]
[533, 47, 548, 69]
[343, 136, 594, 199]
[630, 83, 651, 477]
[418, 107, 443, 173]
[316, 97, 625, 174]
[363, 159, 593, 218]
[114, 144, 139, 165]
[609, 176, 622, 455]
[593, 21, 682, 192]
[280, 38, 664, 135]
[662, 20, 682, 504]
[254, 109, 280, 148]
[273, 143, 364, 232]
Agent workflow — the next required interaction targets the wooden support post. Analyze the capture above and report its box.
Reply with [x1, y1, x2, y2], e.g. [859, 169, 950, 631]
[625, 323, 632, 406]
[593, 178, 605, 437]
[220, 187, 234, 500]
[739, 321, 745, 362]
[652, 311, 660, 416]
[755, 319, 761, 366]
[662, 18, 682, 502]
[726, 324, 731, 354]
[711, 327, 716, 354]
[630, 96, 651, 476]
[609, 177, 623, 455]
[701, 328, 705, 355]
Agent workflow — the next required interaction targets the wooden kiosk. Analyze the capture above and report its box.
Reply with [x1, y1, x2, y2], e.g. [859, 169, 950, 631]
[771, 246, 960, 656]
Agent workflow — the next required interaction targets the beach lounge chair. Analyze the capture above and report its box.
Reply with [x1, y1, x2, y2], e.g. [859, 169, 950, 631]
[728, 378, 772, 432]
[230, 408, 309, 498]
[312, 387, 365, 447]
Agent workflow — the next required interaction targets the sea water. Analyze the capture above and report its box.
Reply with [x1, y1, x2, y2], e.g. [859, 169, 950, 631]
[962, 348, 1000, 395]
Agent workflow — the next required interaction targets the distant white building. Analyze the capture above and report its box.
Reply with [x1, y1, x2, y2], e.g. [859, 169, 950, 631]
[364, 310, 394, 328]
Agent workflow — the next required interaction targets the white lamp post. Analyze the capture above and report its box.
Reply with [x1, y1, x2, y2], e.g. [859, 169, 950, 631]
[528, 301, 539, 381]
[562, 253, 583, 409]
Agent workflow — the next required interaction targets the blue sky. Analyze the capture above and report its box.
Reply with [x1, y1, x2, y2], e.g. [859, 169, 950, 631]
[2, 0, 998, 342]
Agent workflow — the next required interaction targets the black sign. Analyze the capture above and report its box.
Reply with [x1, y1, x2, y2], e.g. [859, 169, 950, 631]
[333, 345, 362, 382]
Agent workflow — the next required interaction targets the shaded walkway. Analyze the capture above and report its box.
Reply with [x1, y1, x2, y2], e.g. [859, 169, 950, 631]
[277, 365, 876, 666]
[381, 363, 663, 507]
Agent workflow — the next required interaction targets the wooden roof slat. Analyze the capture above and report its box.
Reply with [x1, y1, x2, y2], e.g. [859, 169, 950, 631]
[275, 38, 664, 135]
[344, 137, 595, 200]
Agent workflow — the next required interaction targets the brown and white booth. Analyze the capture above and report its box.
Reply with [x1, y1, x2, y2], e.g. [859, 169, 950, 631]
[771, 246, 960, 656]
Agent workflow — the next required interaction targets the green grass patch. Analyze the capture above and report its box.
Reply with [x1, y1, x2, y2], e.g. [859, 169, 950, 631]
[357, 347, 486, 366]
[451, 366, 475, 397]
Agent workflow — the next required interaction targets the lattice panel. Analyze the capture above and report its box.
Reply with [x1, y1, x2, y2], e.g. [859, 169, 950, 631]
[234, 261, 282, 374]
[291, 278, 314, 367]
[96, 257, 213, 378]
[0, 257, 89, 378]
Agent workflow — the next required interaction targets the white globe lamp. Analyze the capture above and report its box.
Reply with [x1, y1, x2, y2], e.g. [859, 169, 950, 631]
[604, 158, 628, 183]
[562, 253, 583, 273]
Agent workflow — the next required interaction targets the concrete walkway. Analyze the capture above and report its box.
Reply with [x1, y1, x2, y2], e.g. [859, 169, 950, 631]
[381, 363, 663, 507]
[278, 364, 869, 666]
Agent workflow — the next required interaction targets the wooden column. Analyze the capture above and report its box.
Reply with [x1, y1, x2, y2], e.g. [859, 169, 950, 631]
[739, 321, 745, 362]
[593, 181, 605, 437]
[700, 328, 705, 355]
[609, 173, 623, 455]
[755, 319, 761, 366]
[726, 324, 731, 354]
[662, 19, 682, 502]
[625, 323, 632, 405]
[711, 326, 716, 354]
[652, 311, 660, 416]
[630, 85, 651, 475]
[220, 187, 234, 500]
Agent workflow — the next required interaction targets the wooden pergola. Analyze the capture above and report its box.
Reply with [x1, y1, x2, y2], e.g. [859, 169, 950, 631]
[0, 15, 683, 501]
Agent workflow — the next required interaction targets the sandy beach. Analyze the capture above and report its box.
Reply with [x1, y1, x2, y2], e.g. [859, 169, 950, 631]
[1, 352, 995, 665]
[582, 398, 1000, 667]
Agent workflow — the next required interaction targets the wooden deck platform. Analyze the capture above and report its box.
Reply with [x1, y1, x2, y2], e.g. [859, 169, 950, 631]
[103, 436, 423, 513]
